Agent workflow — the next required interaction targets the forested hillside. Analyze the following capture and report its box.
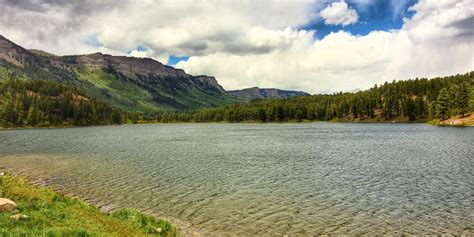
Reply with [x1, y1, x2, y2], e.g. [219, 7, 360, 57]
[2, 73, 472, 127]
[147, 72, 474, 123]
[0, 79, 125, 127]
[0, 35, 240, 112]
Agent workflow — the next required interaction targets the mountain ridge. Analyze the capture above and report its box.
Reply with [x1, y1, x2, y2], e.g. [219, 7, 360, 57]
[0, 35, 312, 111]
[228, 87, 310, 100]
[0, 35, 238, 111]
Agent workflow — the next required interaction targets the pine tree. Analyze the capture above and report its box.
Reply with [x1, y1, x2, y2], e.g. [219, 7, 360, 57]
[449, 85, 459, 115]
[457, 83, 469, 117]
[2, 93, 17, 125]
[276, 106, 284, 122]
[257, 108, 267, 122]
[435, 88, 450, 120]
[112, 111, 122, 125]
[14, 94, 25, 125]
[26, 105, 38, 126]
[406, 99, 416, 121]
[415, 96, 425, 118]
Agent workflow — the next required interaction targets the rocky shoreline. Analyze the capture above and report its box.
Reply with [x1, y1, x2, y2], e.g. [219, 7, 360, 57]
[434, 113, 474, 126]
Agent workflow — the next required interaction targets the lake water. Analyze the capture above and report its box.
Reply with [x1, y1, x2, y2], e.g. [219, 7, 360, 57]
[0, 123, 473, 235]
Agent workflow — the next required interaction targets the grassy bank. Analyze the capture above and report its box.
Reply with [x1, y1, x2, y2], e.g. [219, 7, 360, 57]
[0, 174, 176, 236]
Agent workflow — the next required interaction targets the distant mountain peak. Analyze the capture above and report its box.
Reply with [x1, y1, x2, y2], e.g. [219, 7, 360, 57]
[229, 87, 310, 100]
[29, 49, 57, 57]
[0, 35, 37, 66]
[0, 35, 12, 43]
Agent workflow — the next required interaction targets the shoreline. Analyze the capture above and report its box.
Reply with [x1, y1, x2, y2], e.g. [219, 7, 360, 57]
[0, 167, 203, 237]
[1, 115, 473, 130]
[0, 164, 203, 237]
[0, 172, 177, 236]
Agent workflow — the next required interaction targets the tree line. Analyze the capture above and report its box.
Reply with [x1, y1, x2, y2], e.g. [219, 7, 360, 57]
[1, 72, 472, 127]
[0, 79, 124, 127]
[145, 72, 473, 123]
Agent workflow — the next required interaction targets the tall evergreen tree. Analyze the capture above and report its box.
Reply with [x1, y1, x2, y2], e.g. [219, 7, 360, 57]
[406, 99, 416, 121]
[26, 104, 38, 126]
[14, 94, 25, 125]
[435, 88, 450, 120]
[457, 83, 469, 117]
[1, 93, 17, 125]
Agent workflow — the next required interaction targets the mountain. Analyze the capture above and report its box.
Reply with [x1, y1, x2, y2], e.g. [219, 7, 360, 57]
[0, 35, 240, 111]
[228, 87, 310, 100]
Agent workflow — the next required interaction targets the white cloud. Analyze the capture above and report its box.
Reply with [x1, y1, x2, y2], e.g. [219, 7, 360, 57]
[128, 49, 147, 58]
[88, 0, 317, 56]
[178, 0, 474, 93]
[319, 1, 359, 26]
[0, 0, 316, 56]
[0, 0, 473, 94]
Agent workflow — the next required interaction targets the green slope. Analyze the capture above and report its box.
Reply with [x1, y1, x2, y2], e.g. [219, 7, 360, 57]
[73, 68, 241, 112]
[74, 68, 162, 112]
[0, 35, 241, 112]
[0, 61, 241, 112]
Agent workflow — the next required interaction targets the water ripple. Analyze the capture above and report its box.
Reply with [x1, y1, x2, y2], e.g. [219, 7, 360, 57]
[0, 123, 473, 235]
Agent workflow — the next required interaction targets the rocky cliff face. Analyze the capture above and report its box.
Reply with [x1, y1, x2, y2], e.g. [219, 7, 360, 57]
[61, 53, 186, 78]
[0, 35, 24, 66]
[59, 53, 226, 92]
[0, 35, 45, 66]
[0, 35, 234, 111]
[228, 87, 310, 100]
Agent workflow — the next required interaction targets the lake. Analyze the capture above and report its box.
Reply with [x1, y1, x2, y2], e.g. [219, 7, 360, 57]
[0, 123, 473, 235]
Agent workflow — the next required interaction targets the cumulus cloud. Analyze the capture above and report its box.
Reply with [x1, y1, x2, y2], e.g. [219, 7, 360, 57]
[178, 0, 474, 93]
[0, 0, 472, 94]
[85, 0, 316, 57]
[319, 1, 359, 26]
[0, 0, 131, 57]
[0, 0, 317, 56]
[128, 49, 147, 58]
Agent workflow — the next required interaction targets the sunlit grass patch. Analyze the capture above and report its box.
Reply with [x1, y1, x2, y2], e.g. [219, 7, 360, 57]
[0, 175, 176, 236]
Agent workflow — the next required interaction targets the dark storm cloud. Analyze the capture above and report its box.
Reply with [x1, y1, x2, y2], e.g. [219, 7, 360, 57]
[226, 43, 275, 55]
[1, 0, 124, 16]
[178, 41, 209, 53]
[4, 0, 84, 12]
[0, 0, 126, 34]
[446, 15, 474, 39]
[0, 0, 114, 53]
[449, 15, 474, 31]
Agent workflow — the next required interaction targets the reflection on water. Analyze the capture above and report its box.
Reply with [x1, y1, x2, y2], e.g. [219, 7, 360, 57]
[1, 123, 473, 235]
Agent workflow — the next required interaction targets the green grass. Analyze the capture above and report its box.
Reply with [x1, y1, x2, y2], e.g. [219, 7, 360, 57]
[74, 68, 163, 112]
[172, 87, 241, 109]
[74, 68, 241, 112]
[0, 175, 176, 236]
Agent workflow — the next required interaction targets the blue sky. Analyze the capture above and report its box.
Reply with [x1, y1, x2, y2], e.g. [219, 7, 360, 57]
[304, 0, 418, 38]
[168, 55, 190, 66]
[168, 0, 420, 66]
